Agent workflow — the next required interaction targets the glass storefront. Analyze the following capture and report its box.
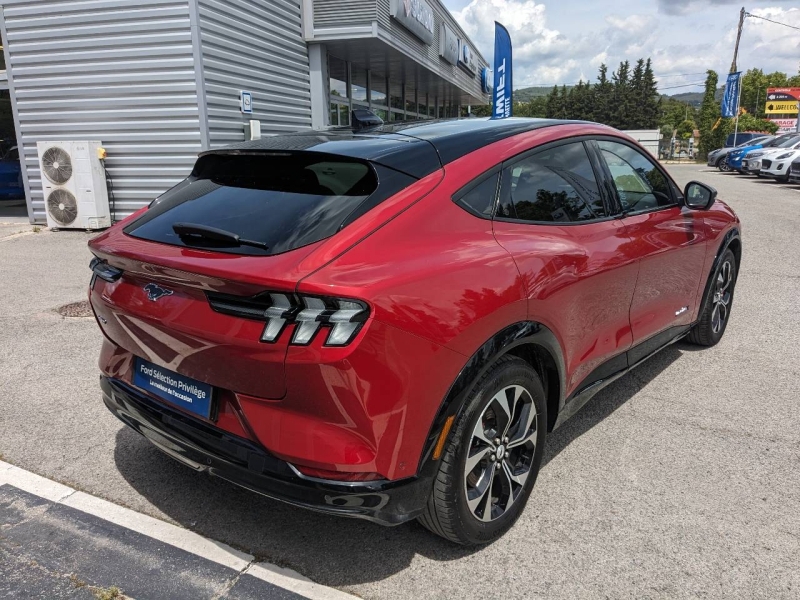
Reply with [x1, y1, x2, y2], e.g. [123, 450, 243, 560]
[328, 53, 448, 125]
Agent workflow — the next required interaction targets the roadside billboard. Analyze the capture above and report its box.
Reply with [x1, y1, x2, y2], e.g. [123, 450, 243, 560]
[765, 88, 800, 115]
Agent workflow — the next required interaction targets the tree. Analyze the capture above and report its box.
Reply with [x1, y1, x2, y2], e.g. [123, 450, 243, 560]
[641, 59, 660, 128]
[545, 85, 560, 118]
[611, 61, 633, 129]
[698, 70, 723, 159]
[629, 59, 646, 128]
[677, 118, 697, 139]
[593, 64, 613, 124]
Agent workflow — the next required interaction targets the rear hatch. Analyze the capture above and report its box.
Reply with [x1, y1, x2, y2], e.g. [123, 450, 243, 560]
[89, 139, 433, 399]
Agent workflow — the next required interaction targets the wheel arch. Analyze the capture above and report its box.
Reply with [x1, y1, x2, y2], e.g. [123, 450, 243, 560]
[417, 322, 566, 477]
[699, 227, 741, 314]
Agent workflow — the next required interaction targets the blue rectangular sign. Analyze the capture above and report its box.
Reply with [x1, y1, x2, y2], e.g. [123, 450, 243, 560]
[493, 22, 512, 119]
[722, 72, 741, 118]
[134, 358, 214, 420]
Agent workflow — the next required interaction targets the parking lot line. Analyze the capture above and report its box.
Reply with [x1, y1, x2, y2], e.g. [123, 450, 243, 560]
[0, 459, 356, 600]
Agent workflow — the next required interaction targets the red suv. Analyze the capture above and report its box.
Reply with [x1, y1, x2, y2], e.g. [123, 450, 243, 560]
[89, 118, 741, 545]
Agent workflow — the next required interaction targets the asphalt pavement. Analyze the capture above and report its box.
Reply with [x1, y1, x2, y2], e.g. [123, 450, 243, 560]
[0, 165, 798, 599]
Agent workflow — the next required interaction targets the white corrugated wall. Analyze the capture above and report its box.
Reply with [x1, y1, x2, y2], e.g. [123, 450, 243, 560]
[1, 0, 204, 223]
[197, 0, 312, 148]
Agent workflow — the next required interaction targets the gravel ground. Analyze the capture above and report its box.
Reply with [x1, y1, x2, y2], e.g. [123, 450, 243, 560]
[0, 165, 798, 600]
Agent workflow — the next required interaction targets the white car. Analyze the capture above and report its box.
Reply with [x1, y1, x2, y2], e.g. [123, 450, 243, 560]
[760, 147, 800, 182]
[750, 134, 800, 181]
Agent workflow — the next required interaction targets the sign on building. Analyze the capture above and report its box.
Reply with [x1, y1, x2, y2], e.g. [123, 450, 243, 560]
[458, 41, 477, 75]
[439, 23, 458, 65]
[768, 118, 798, 133]
[390, 0, 434, 44]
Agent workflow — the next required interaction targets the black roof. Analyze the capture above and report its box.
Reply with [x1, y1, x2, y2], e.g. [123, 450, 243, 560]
[201, 118, 585, 179]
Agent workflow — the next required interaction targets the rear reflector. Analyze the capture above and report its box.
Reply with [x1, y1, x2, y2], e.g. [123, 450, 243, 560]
[292, 465, 384, 482]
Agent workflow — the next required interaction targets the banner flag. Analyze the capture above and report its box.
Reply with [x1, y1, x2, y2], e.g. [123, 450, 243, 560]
[721, 72, 741, 118]
[493, 22, 512, 119]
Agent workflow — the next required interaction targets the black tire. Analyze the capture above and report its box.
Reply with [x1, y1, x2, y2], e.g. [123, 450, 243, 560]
[418, 355, 547, 545]
[687, 249, 737, 347]
[717, 159, 730, 172]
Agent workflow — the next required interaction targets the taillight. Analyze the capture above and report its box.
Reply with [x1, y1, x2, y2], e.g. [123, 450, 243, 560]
[207, 291, 369, 347]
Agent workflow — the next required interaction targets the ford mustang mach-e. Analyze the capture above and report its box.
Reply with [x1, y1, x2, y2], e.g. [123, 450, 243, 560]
[89, 118, 741, 545]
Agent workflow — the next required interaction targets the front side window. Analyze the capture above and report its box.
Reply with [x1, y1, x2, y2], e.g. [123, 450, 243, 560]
[497, 142, 606, 223]
[597, 141, 673, 214]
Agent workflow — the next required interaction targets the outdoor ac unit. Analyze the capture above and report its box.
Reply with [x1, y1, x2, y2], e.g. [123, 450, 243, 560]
[37, 141, 110, 230]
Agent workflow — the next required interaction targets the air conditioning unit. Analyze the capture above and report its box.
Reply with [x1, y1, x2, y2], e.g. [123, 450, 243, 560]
[37, 141, 110, 230]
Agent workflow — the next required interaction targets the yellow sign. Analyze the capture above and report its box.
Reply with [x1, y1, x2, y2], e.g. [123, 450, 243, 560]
[765, 101, 799, 115]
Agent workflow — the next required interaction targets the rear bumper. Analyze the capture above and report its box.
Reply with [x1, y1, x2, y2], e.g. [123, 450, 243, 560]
[101, 376, 431, 526]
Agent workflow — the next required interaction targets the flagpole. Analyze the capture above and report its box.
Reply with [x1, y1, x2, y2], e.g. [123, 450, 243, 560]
[733, 78, 742, 146]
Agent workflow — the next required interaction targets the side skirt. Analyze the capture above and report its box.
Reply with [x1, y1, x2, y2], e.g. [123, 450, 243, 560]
[552, 324, 692, 430]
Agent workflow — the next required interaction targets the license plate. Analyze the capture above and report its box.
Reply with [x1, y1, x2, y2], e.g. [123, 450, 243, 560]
[133, 358, 214, 420]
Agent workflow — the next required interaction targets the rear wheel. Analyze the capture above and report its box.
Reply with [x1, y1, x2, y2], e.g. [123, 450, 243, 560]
[418, 356, 546, 545]
[687, 249, 737, 347]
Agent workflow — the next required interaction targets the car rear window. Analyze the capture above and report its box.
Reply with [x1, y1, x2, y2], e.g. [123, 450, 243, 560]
[124, 152, 408, 256]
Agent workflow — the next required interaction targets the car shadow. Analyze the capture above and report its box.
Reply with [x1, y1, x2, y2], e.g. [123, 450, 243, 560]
[113, 344, 683, 587]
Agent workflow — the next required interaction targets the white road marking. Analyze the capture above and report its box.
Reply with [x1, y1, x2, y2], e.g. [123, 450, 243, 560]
[0, 459, 357, 599]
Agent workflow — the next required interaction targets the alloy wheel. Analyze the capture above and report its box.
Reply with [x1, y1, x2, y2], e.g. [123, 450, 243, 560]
[464, 385, 538, 522]
[711, 260, 733, 334]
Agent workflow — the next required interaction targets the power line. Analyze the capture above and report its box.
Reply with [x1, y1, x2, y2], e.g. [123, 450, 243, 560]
[746, 12, 800, 32]
[658, 82, 707, 90]
[514, 71, 710, 89]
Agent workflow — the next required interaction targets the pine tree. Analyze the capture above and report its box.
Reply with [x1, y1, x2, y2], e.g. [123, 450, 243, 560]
[612, 61, 632, 129]
[593, 64, 613, 125]
[630, 59, 645, 128]
[558, 85, 569, 119]
[641, 59, 660, 128]
[545, 85, 559, 118]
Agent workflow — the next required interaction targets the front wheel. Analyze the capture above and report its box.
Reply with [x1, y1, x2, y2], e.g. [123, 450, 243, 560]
[687, 249, 737, 347]
[418, 356, 547, 545]
[718, 159, 731, 172]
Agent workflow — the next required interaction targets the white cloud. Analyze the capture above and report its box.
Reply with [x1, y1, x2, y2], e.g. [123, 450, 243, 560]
[448, 0, 800, 91]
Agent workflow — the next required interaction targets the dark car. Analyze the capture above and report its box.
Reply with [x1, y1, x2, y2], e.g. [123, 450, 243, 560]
[724, 132, 767, 147]
[0, 146, 25, 200]
[790, 157, 800, 184]
[707, 136, 772, 171]
[88, 118, 741, 545]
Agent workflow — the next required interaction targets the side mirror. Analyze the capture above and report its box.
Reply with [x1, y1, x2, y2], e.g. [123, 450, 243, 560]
[684, 181, 717, 210]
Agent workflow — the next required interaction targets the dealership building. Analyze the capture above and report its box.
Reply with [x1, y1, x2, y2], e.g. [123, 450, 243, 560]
[0, 0, 489, 224]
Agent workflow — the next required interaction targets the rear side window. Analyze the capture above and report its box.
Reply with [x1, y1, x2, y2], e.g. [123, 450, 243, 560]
[125, 153, 407, 256]
[597, 141, 673, 214]
[497, 142, 606, 223]
[454, 172, 499, 218]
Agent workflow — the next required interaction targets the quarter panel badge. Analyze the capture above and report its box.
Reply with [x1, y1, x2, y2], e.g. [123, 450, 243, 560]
[144, 283, 174, 302]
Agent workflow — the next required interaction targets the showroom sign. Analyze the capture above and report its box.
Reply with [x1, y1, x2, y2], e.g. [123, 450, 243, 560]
[439, 23, 458, 65]
[769, 118, 798, 133]
[458, 41, 477, 75]
[391, 0, 434, 45]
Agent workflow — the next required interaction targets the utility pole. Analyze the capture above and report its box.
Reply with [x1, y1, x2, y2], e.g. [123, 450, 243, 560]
[730, 7, 746, 74]
[730, 7, 746, 146]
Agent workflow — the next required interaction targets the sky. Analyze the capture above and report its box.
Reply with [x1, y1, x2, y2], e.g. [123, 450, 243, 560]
[442, 0, 800, 93]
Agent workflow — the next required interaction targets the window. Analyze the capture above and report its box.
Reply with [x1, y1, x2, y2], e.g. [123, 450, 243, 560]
[597, 141, 673, 214]
[351, 65, 368, 103]
[370, 74, 387, 107]
[455, 172, 499, 218]
[329, 55, 348, 99]
[125, 154, 379, 256]
[497, 142, 606, 223]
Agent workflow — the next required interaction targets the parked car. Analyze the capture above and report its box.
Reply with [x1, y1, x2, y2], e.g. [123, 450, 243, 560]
[724, 132, 768, 147]
[0, 146, 25, 201]
[789, 157, 800, 184]
[758, 144, 800, 182]
[726, 133, 796, 172]
[741, 134, 800, 176]
[87, 118, 742, 545]
[707, 136, 772, 171]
